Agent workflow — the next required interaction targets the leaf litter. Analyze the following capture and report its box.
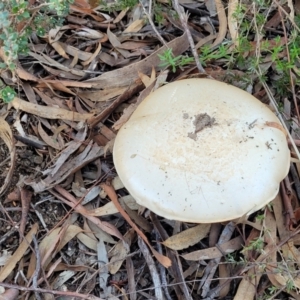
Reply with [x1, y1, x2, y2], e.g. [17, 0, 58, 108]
[0, 0, 300, 299]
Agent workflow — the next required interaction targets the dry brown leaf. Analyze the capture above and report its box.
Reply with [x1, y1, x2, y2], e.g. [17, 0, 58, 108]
[27, 141, 103, 192]
[38, 122, 61, 150]
[233, 273, 258, 300]
[43, 127, 87, 177]
[86, 33, 189, 88]
[0, 288, 19, 300]
[19, 188, 32, 241]
[116, 40, 153, 50]
[109, 229, 135, 274]
[28, 51, 86, 76]
[182, 236, 243, 260]
[219, 261, 231, 298]
[211, 0, 227, 48]
[48, 28, 69, 59]
[90, 195, 139, 216]
[124, 19, 145, 33]
[33, 88, 64, 107]
[22, 82, 37, 103]
[0, 223, 38, 281]
[112, 70, 167, 130]
[42, 65, 81, 80]
[11, 97, 92, 122]
[78, 86, 128, 102]
[113, 7, 129, 23]
[87, 219, 116, 244]
[82, 42, 102, 66]
[97, 240, 110, 297]
[53, 185, 124, 241]
[112, 103, 138, 130]
[138, 70, 156, 88]
[162, 224, 211, 250]
[107, 27, 130, 58]
[37, 79, 93, 88]
[63, 43, 93, 60]
[101, 183, 171, 268]
[52, 270, 75, 290]
[27, 225, 83, 278]
[70, 4, 106, 22]
[0, 117, 16, 196]
[74, 28, 106, 40]
[287, 0, 295, 22]
[77, 233, 98, 251]
[122, 200, 152, 232]
[16, 65, 39, 82]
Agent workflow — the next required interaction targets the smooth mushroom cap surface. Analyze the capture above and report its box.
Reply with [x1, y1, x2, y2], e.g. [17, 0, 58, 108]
[113, 78, 290, 223]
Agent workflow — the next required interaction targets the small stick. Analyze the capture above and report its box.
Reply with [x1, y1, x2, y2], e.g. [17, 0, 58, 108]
[138, 237, 164, 300]
[139, 0, 168, 48]
[32, 235, 42, 300]
[172, 0, 205, 74]
[200, 222, 235, 298]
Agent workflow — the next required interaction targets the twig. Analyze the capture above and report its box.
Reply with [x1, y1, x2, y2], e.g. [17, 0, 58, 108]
[32, 235, 42, 300]
[174, 252, 193, 300]
[172, 0, 205, 73]
[200, 222, 235, 298]
[150, 213, 190, 298]
[139, 0, 168, 47]
[0, 282, 104, 300]
[138, 237, 164, 300]
[155, 231, 173, 300]
[19, 188, 32, 242]
[126, 257, 137, 300]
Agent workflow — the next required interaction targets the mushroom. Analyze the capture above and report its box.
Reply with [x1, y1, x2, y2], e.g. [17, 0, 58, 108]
[113, 78, 290, 223]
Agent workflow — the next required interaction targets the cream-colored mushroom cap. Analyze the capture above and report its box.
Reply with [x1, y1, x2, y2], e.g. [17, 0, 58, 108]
[113, 79, 290, 223]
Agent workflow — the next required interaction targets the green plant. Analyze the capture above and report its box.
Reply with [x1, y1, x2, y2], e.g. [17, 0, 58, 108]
[199, 44, 230, 66]
[286, 278, 296, 293]
[0, 0, 73, 71]
[153, 3, 165, 26]
[0, 86, 16, 103]
[226, 0, 300, 104]
[258, 285, 279, 300]
[158, 48, 194, 72]
[0, 0, 74, 102]
[255, 213, 265, 221]
[48, 0, 74, 16]
[99, 0, 138, 11]
[242, 237, 265, 253]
